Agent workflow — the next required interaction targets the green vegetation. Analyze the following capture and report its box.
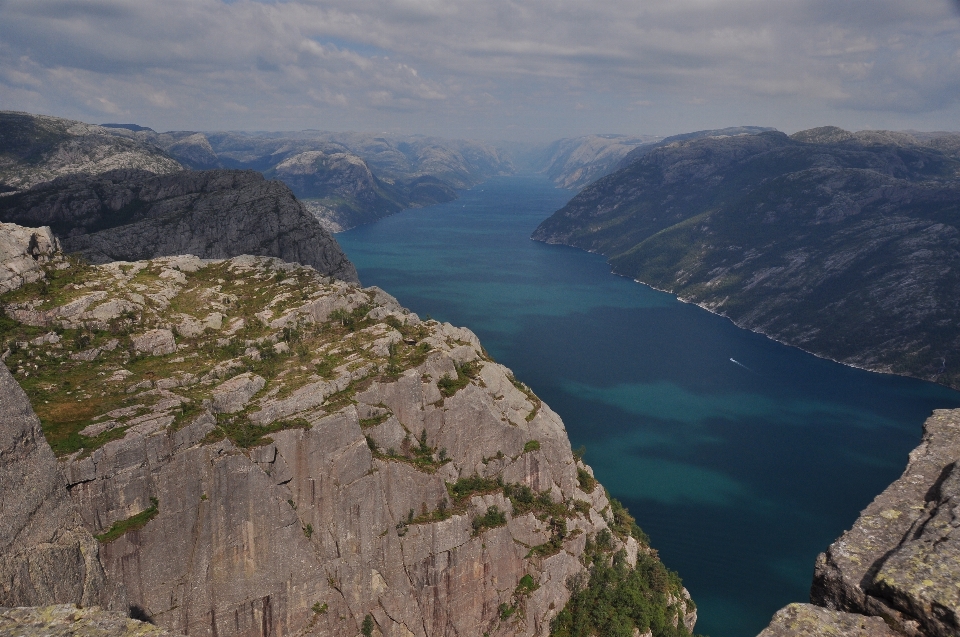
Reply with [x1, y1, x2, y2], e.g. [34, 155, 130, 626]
[95, 497, 159, 543]
[361, 614, 374, 637]
[312, 602, 328, 615]
[436, 360, 481, 398]
[448, 475, 503, 504]
[550, 537, 692, 637]
[472, 505, 507, 535]
[206, 417, 310, 449]
[370, 428, 450, 474]
[577, 467, 597, 494]
[523, 440, 541, 453]
[607, 491, 650, 545]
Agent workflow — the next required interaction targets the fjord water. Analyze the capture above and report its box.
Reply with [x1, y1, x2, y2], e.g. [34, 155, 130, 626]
[337, 175, 960, 637]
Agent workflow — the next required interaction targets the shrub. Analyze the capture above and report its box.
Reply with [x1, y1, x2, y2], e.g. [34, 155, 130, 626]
[472, 505, 507, 535]
[523, 440, 541, 453]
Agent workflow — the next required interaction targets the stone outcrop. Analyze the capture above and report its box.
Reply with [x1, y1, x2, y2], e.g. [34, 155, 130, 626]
[0, 605, 182, 637]
[758, 408, 960, 636]
[0, 363, 118, 608]
[0, 169, 358, 283]
[810, 409, 960, 636]
[758, 604, 899, 637]
[0, 223, 60, 294]
[0, 233, 694, 637]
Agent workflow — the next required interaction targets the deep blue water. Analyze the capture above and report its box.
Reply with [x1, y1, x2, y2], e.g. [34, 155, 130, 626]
[337, 175, 960, 637]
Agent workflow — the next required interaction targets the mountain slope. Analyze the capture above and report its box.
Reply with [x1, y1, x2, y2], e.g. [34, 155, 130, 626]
[533, 127, 960, 389]
[107, 127, 511, 230]
[0, 169, 358, 283]
[0, 112, 181, 191]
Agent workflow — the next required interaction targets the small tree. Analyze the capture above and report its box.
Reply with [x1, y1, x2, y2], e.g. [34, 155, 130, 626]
[361, 614, 374, 637]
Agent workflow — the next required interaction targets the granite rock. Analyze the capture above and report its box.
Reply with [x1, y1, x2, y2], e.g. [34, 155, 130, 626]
[0, 169, 358, 283]
[0, 364, 118, 608]
[758, 604, 899, 637]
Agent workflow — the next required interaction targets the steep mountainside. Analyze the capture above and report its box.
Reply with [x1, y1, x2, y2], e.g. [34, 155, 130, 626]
[106, 127, 511, 231]
[0, 169, 357, 283]
[757, 408, 960, 637]
[0, 112, 181, 191]
[0, 225, 695, 637]
[537, 135, 661, 191]
[533, 127, 960, 390]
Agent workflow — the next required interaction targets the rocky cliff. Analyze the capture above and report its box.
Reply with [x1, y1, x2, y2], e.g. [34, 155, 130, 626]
[0, 112, 182, 192]
[0, 169, 358, 283]
[0, 225, 694, 637]
[757, 408, 960, 636]
[532, 127, 960, 391]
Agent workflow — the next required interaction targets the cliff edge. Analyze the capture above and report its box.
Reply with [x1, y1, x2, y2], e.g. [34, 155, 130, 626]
[757, 408, 960, 636]
[0, 224, 694, 637]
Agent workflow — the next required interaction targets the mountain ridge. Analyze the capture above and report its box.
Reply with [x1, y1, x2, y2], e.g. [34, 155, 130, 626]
[533, 127, 960, 390]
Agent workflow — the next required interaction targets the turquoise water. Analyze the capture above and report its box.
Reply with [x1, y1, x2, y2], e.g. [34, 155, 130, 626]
[337, 175, 960, 637]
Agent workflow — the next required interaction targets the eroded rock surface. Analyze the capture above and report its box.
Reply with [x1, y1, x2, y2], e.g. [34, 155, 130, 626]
[0, 111, 181, 191]
[758, 604, 899, 637]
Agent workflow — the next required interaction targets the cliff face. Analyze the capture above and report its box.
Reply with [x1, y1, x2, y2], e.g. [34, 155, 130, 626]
[532, 128, 960, 391]
[0, 239, 118, 609]
[757, 408, 960, 637]
[0, 363, 115, 608]
[0, 227, 694, 637]
[0, 169, 358, 283]
[0, 112, 182, 191]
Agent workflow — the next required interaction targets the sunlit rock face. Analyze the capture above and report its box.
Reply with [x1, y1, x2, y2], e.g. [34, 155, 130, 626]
[1, 229, 695, 637]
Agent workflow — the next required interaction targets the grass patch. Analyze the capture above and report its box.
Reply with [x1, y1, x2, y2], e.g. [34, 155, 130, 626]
[95, 497, 159, 543]
[508, 374, 541, 421]
[206, 416, 310, 449]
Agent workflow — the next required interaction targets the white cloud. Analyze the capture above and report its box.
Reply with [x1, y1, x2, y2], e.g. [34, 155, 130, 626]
[0, 0, 957, 139]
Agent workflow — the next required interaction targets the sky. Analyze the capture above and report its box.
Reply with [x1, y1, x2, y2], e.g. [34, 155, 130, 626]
[1, 0, 959, 142]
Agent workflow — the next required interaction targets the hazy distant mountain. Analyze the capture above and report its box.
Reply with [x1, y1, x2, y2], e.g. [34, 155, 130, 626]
[537, 134, 662, 190]
[105, 126, 511, 230]
[0, 112, 182, 192]
[534, 126, 960, 389]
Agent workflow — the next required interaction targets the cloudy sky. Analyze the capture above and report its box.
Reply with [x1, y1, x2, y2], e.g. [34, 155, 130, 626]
[1, 0, 959, 141]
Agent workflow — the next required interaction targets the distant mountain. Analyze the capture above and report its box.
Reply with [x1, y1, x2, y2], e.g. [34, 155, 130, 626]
[107, 127, 511, 231]
[0, 112, 181, 191]
[537, 135, 662, 190]
[533, 126, 960, 390]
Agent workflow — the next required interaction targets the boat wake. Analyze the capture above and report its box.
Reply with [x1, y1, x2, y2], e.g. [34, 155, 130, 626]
[730, 358, 753, 372]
